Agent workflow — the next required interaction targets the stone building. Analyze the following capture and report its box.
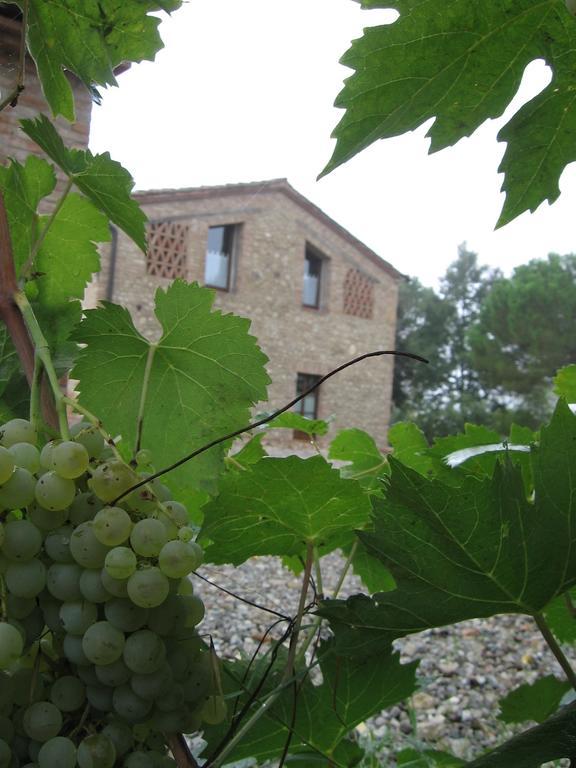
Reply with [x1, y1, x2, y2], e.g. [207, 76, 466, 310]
[94, 180, 403, 449]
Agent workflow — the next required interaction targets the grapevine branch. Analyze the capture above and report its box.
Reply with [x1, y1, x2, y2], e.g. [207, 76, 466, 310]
[113, 349, 428, 503]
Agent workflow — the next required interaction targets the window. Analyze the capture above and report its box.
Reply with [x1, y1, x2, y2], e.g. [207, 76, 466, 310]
[294, 373, 321, 439]
[205, 224, 236, 290]
[302, 247, 323, 307]
[343, 268, 374, 319]
[146, 220, 189, 278]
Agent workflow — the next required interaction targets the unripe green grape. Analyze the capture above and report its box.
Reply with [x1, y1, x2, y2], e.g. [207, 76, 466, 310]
[178, 526, 194, 542]
[40, 441, 57, 470]
[0, 419, 37, 448]
[35, 472, 76, 512]
[38, 736, 77, 768]
[135, 449, 153, 466]
[104, 546, 137, 579]
[104, 598, 148, 632]
[0, 467, 36, 509]
[51, 440, 90, 480]
[123, 629, 166, 674]
[88, 461, 136, 503]
[79, 568, 111, 603]
[77, 734, 116, 768]
[127, 567, 169, 608]
[70, 522, 110, 568]
[86, 684, 114, 712]
[94, 657, 131, 687]
[63, 634, 91, 666]
[147, 596, 183, 636]
[182, 594, 205, 627]
[0, 447, 14, 485]
[130, 663, 172, 700]
[59, 600, 99, 635]
[82, 621, 125, 665]
[101, 720, 133, 757]
[93, 506, 132, 546]
[5, 558, 46, 599]
[49, 676, 85, 712]
[3, 520, 42, 561]
[100, 568, 129, 598]
[112, 685, 152, 723]
[44, 525, 74, 563]
[0, 622, 23, 668]
[155, 682, 184, 712]
[124, 750, 154, 768]
[158, 540, 202, 579]
[8, 443, 40, 474]
[69, 491, 102, 525]
[130, 518, 166, 557]
[22, 701, 62, 742]
[70, 422, 105, 460]
[47, 563, 83, 601]
[28, 502, 69, 531]
[156, 500, 188, 539]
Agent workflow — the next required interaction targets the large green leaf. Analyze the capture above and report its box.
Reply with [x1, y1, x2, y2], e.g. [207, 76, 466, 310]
[323, 0, 576, 227]
[200, 455, 371, 564]
[319, 401, 576, 655]
[71, 281, 270, 499]
[388, 422, 437, 479]
[329, 428, 387, 491]
[21, 116, 147, 251]
[19, 0, 181, 120]
[267, 411, 329, 436]
[201, 640, 417, 765]
[468, 701, 576, 767]
[348, 540, 396, 594]
[554, 364, 576, 403]
[543, 588, 576, 643]
[498, 675, 571, 724]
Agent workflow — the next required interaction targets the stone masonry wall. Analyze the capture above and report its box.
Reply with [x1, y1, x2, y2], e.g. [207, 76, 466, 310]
[96, 186, 401, 451]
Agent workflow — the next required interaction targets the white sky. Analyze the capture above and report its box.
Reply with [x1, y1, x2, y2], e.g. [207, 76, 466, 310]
[89, 0, 576, 288]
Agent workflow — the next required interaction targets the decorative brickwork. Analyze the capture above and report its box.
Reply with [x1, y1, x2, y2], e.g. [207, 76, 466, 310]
[343, 268, 374, 319]
[146, 220, 189, 279]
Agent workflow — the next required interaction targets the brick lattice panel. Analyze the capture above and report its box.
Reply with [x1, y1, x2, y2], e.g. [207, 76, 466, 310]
[146, 221, 190, 278]
[343, 268, 374, 319]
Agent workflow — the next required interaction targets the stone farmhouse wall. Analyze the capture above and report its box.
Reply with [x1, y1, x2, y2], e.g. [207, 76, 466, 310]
[96, 181, 403, 450]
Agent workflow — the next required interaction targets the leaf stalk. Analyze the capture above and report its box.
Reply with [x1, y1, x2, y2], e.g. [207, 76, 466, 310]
[534, 612, 576, 691]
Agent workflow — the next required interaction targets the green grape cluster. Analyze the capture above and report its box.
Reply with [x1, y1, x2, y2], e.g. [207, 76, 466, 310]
[0, 418, 225, 768]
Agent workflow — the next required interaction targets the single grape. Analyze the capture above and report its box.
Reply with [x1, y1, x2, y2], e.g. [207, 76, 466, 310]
[69, 492, 102, 525]
[5, 558, 46, 599]
[70, 522, 110, 568]
[35, 471, 76, 512]
[104, 598, 148, 632]
[8, 443, 40, 474]
[146, 595, 183, 637]
[130, 518, 166, 557]
[178, 526, 194, 542]
[182, 594, 205, 628]
[2, 519, 42, 561]
[156, 501, 188, 539]
[51, 440, 89, 480]
[101, 720, 133, 758]
[130, 663, 172, 700]
[22, 701, 62, 742]
[0, 467, 36, 509]
[124, 750, 154, 768]
[28, 502, 69, 531]
[59, 601, 99, 635]
[86, 684, 114, 712]
[94, 657, 131, 687]
[38, 736, 77, 768]
[123, 630, 166, 675]
[0, 622, 23, 668]
[0, 447, 14, 485]
[44, 526, 74, 563]
[40, 441, 57, 470]
[100, 568, 129, 598]
[82, 621, 125, 665]
[127, 567, 169, 608]
[104, 546, 137, 580]
[158, 540, 202, 579]
[135, 449, 152, 466]
[89, 461, 136, 503]
[93, 506, 132, 546]
[63, 634, 91, 667]
[0, 419, 37, 448]
[49, 676, 86, 712]
[155, 682, 184, 712]
[79, 568, 111, 603]
[70, 422, 105, 460]
[46, 563, 83, 601]
[111, 685, 152, 723]
[77, 734, 116, 768]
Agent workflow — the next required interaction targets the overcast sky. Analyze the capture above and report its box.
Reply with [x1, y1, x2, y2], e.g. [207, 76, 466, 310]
[89, 0, 576, 287]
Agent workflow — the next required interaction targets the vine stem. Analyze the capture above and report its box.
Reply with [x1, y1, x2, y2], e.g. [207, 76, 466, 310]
[13, 290, 70, 439]
[166, 734, 200, 768]
[534, 612, 576, 691]
[0, 0, 28, 113]
[21, 178, 74, 279]
[134, 342, 157, 455]
[29, 354, 42, 430]
[208, 545, 315, 768]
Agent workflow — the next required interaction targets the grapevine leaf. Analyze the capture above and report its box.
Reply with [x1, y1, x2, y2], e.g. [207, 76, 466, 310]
[71, 281, 270, 500]
[329, 428, 387, 490]
[0, 156, 55, 274]
[200, 456, 371, 565]
[319, 401, 576, 656]
[21, 0, 182, 120]
[543, 588, 576, 644]
[227, 435, 266, 471]
[397, 748, 465, 767]
[468, 701, 576, 767]
[21, 116, 147, 251]
[201, 641, 417, 764]
[267, 411, 329, 436]
[348, 539, 396, 594]
[554, 364, 576, 403]
[498, 676, 571, 724]
[323, 0, 576, 226]
[388, 422, 438, 479]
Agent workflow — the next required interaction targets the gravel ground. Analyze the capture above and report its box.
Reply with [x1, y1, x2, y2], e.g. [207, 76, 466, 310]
[193, 553, 573, 766]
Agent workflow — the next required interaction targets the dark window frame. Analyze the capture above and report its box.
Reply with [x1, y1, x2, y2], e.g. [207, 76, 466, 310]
[302, 245, 324, 309]
[294, 372, 321, 439]
[204, 223, 238, 291]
